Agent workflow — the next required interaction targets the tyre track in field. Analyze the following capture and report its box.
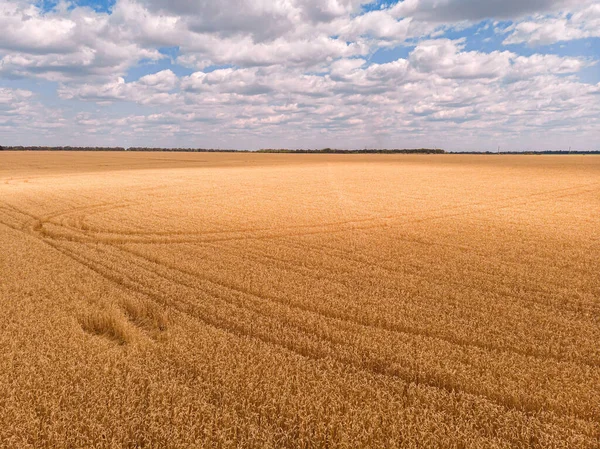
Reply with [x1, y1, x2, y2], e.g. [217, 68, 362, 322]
[3, 196, 599, 369]
[17, 181, 598, 244]
[200, 236, 600, 356]
[3, 191, 597, 309]
[3, 212, 600, 432]
[33, 234, 600, 427]
[274, 235, 600, 331]
[0, 200, 136, 237]
[189, 217, 598, 325]
[4, 188, 597, 312]
[71, 231, 600, 425]
[2, 204, 597, 426]
[120, 238, 600, 375]
[4, 182, 600, 328]
[2, 185, 600, 424]
[271, 184, 600, 306]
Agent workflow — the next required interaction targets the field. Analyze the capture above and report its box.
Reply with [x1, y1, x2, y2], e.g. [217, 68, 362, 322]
[1, 151, 599, 448]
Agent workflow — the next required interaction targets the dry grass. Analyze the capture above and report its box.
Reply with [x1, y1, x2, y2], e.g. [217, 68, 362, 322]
[1, 151, 599, 448]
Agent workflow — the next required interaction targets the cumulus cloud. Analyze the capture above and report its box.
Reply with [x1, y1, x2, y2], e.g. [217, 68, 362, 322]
[0, 1, 162, 81]
[391, 0, 586, 22]
[0, 87, 32, 109]
[502, 4, 600, 45]
[409, 39, 513, 79]
[54, 39, 597, 147]
[140, 0, 366, 38]
[0, 88, 66, 140]
[0, 0, 598, 150]
[176, 35, 367, 70]
[0, 2, 77, 53]
[59, 69, 179, 103]
[181, 68, 273, 96]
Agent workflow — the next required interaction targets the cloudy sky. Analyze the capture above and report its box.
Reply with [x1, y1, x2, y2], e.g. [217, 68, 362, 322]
[1, 0, 599, 150]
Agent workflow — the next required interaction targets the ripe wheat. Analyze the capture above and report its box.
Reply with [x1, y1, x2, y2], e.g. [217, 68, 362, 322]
[1, 151, 599, 448]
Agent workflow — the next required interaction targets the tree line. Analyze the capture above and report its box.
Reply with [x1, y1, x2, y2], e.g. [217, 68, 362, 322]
[0, 146, 445, 154]
[2, 146, 598, 154]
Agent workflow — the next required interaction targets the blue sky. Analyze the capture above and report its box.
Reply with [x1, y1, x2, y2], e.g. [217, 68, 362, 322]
[1, 0, 599, 150]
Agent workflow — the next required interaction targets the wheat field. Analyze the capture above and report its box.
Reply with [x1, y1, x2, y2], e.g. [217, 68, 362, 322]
[0, 151, 599, 448]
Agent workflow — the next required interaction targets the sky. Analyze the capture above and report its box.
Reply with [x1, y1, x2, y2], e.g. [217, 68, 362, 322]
[0, 0, 599, 151]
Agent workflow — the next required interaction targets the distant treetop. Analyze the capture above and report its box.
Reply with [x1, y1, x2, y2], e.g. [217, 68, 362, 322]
[1, 146, 598, 155]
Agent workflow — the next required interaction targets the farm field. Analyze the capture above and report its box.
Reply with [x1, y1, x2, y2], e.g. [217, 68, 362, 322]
[0, 151, 599, 448]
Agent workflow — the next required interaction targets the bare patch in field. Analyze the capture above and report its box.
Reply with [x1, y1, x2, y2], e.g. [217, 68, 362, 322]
[121, 297, 168, 333]
[79, 309, 130, 345]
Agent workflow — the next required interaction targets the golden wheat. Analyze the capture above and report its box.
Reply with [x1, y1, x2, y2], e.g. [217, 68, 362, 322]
[1, 151, 599, 448]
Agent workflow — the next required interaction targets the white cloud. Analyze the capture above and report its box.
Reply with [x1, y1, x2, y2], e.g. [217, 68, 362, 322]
[58, 69, 179, 103]
[0, 1, 163, 82]
[49, 41, 598, 149]
[0, 2, 77, 53]
[0, 88, 66, 138]
[391, 0, 588, 22]
[503, 4, 600, 46]
[0, 0, 598, 150]
[337, 10, 414, 41]
[409, 39, 513, 79]
[181, 68, 273, 96]
[0, 87, 32, 105]
[177, 35, 367, 70]
[140, 0, 366, 37]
